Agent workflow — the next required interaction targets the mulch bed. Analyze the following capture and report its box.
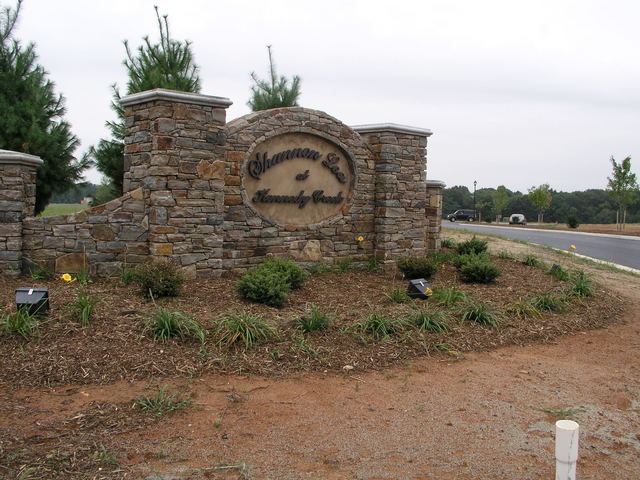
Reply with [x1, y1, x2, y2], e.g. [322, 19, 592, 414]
[0, 254, 628, 389]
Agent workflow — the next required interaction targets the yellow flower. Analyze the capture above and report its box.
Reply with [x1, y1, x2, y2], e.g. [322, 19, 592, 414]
[357, 236, 364, 242]
[60, 273, 76, 283]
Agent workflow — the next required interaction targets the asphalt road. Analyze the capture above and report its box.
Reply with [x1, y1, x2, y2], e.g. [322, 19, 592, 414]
[443, 222, 640, 271]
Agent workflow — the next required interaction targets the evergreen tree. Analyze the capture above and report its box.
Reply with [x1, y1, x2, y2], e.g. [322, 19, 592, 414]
[248, 45, 301, 111]
[606, 156, 638, 230]
[87, 6, 200, 198]
[0, 0, 87, 214]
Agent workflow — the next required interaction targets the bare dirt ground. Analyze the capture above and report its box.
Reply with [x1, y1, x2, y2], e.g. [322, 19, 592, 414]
[476, 222, 640, 237]
[1, 233, 639, 479]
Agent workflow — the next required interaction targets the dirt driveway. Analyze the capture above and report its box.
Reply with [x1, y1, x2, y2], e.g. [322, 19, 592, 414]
[2, 233, 639, 479]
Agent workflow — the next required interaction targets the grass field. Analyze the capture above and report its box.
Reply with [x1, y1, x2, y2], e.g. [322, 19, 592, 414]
[39, 203, 88, 217]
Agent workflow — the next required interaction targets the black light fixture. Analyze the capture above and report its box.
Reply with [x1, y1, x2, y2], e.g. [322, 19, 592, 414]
[15, 287, 49, 315]
[473, 180, 477, 220]
[407, 278, 433, 300]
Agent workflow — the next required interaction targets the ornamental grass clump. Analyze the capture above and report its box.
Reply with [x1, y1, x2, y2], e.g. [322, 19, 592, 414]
[216, 310, 277, 348]
[68, 289, 99, 326]
[549, 264, 570, 281]
[133, 385, 191, 415]
[295, 303, 330, 333]
[131, 262, 184, 298]
[570, 270, 594, 298]
[461, 301, 500, 327]
[410, 307, 450, 333]
[432, 287, 467, 308]
[355, 313, 408, 340]
[521, 254, 542, 267]
[0, 308, 40, 339]
[397, 256, 438, 280]
[146, 307, 206, 343]
[532, 293, 565, 312]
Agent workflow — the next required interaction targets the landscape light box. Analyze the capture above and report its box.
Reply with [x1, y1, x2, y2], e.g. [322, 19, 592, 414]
[15, 287, 49, 315]
[407, 279, 432, 300]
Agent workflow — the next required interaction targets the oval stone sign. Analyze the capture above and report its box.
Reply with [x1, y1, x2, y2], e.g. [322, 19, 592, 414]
[243, 133, 353, 225]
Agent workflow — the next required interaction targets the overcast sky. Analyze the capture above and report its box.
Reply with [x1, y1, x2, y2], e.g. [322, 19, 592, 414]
[12, 0, 640, 192]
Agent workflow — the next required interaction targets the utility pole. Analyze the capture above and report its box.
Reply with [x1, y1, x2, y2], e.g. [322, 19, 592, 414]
[473, 180, 477, 221]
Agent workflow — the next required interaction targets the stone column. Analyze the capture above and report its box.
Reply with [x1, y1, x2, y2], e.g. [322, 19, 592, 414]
[426, 179, 445, 251]
[120, 88, 232, 277]
[352, 124, 432, 261]
[0, 150, 42, 276]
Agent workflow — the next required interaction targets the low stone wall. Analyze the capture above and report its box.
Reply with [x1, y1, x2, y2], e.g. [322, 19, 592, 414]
[21, 188, 148, 276]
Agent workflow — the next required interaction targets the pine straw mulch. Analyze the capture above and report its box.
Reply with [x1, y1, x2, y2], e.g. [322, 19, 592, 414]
[0, 254, 629, 389]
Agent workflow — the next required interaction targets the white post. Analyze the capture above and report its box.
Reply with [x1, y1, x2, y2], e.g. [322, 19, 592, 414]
[555, 420, 579, 480]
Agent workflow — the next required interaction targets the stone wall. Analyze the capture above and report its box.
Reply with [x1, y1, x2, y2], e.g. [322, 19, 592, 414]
[425, 179, 445, 251]
[0, 88, 443, 278]
[0, 151, 41, 276]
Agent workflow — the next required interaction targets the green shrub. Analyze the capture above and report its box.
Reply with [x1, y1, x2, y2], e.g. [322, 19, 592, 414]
[133, 385, 191, 415]
[461, 301, 500, 326]
[121, 267, 136, 285]
[441, 238, 456, 249]
[0, 308, 40, 339]
[521, 254, 542, 267]
[453, 252, 490, 269]
[532, 293, 565, 312]
[309, 262, 331, 275]
[68, 289, 99, 326]
[458, 257, 501, 283]
[386, 287, 410, 303]
[237, 267, 291, 307]
[262, 257, 306, 289]
[432, 287, 467, 307]
[570, 270, 594, 298]
[216, 310, 277, 347]
[131, 262, 184, 298]
[295, 303, 330, 333]
[76, 267, 92, 285]
[146, 307, 206, 343]
[455, 236, 488, 255]
[397, 257, 438, 280]
[355, 312, 407, 340]
[30, 265, 52, 280]
[549, 264, 570, 281]
[566, 214, 579, 229]
[410, 307, 450, 333]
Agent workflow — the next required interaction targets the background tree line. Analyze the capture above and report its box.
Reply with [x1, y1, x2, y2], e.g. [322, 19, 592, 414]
[443, 185, 640, 224]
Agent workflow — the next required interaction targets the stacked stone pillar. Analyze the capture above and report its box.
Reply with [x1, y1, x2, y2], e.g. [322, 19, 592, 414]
[0, 150, 42, 276]
[353, 124, 432, 261]
[121, 89, 232, 277]
[426, 179, 446, 251]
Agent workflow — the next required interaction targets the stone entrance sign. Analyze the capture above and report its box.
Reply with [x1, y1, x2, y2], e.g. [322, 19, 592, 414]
[0, 88, 445, 278]
[243, 132, 353, 226]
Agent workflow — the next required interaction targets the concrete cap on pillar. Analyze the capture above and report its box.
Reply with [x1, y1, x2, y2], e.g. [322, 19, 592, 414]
[0, 149, 43, 167]
[351, 123, 433, 137]
[120, 88, 233, 108]
[426, 179, 446, 188]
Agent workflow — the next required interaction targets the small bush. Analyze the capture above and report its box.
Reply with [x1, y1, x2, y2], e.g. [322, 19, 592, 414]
[146, 307, 206, 343]
[549, 264, 570, 281]
[0, 308, 40, 339]
[461, 301, 500, 327]
[410, 308, 450, 333]
[458, 257, 501, 284]
[133, 385, 191, 415]
[397, 257, 438, 280]
[532, 293, 565, 312]
[237, 267, 291, 307]
[497, 250, 515, 260]
[309, 262, 331, 275]
[455, 236, 488, 255]
[262, 257, 306, 289]
[336, 257, 352, 272]
[453, 252, 490, 269]
[216, 310, 277, 347]
[296, 304, 330, 332]
[30, 265, 52, 280]
[570, 270, 594, 298]
[521, 254, 542, 267]
[355, 312, 407, 340]
[432, 287, 467, 307]
[366, 257, 382, 271]
[566, 214, 579, 229]
[441, 238, 456, 249]
[131, 262, 184, 298]
[386, 287, 410, 303]
[68, 289, 99, 326]
[504, 298, 541, 319]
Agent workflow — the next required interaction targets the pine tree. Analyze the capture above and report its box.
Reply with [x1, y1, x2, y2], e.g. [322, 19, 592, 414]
[0, 0, 87, 214]
[87, 6, 200, 198]
[248, 45, 301, 111]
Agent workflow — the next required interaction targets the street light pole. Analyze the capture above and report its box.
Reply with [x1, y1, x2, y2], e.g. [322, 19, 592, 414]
[473, 180, 477, 221]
